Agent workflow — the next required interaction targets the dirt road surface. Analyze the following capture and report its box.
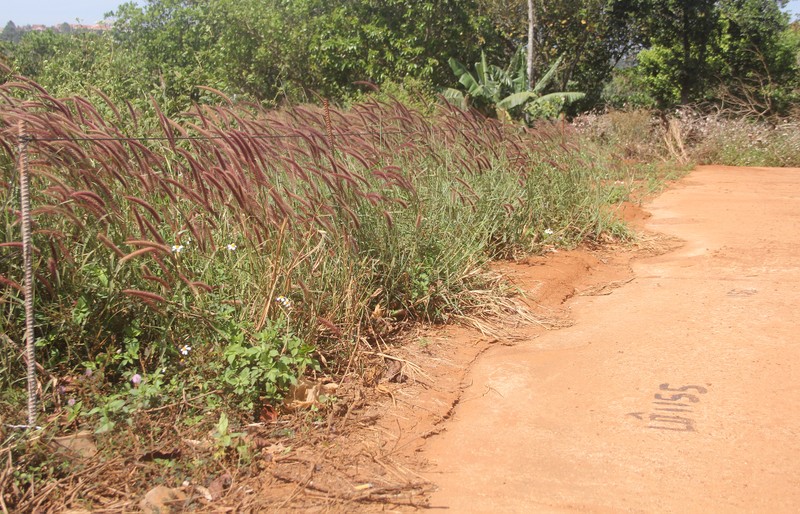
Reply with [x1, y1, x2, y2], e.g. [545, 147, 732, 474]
[422, 166, 800, 513]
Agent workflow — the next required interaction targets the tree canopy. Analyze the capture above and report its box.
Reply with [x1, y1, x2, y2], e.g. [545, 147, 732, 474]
[2, 0, 797, 116]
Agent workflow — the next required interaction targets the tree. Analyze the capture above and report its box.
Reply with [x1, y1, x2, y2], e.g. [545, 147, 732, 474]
[715, 0, 797, 115]
[106, 0, 501, 106]
[110, 0, 228, 108]
[1, 21, 21, 43]
[633, 0, 719, 104]
[527, 0, 535, 90]
[337, 0, 498, 89]
[8, 0, 793, 115]
[9, 28, 151, 111]
[630, 0, 797, 112]
[479, 0, 643, 107]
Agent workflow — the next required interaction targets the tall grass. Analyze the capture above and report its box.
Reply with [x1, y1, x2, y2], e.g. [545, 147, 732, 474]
[0, 75, 651, 512]
[0, 74, 627, 431]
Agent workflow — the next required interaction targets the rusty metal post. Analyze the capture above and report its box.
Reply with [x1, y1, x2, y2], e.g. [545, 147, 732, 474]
[18, 121, 37, 426]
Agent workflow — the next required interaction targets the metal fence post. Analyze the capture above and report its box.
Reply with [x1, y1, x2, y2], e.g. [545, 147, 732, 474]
[18, 121, 37, 426]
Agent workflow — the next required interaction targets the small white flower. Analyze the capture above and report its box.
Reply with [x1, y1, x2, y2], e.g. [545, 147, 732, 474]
[275, 296, 292, 309]
[544, 228, 554, 235]
[171, 244, 185, 254]
[226, 243, 237, 251]
[180, 344, 192, 355]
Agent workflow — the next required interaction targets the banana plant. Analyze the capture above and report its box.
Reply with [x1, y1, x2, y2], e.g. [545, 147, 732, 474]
[443, 47, 584, 120]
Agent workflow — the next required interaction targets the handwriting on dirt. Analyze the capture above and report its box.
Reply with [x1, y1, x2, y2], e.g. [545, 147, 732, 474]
[628, 383, 708, 432]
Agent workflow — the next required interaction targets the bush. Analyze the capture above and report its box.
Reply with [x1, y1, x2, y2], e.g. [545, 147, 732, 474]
[574, 107, 800, 168]
[692, 117, 800, 167]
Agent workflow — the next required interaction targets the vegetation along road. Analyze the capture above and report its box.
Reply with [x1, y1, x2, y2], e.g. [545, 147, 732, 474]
[422, 165, 800, 512]
[1, 0, 799, 509]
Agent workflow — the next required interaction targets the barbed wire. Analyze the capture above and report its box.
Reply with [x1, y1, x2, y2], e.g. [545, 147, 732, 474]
[16, 126, 482, 144]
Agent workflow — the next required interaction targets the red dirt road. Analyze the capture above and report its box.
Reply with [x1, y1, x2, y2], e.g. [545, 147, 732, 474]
[422, 166, 800, 512]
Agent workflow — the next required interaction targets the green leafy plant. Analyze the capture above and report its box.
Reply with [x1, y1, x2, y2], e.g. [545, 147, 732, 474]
[211, 411, 249, 460]
[443, 47, 585, 120]
[219, 320, 319, 413]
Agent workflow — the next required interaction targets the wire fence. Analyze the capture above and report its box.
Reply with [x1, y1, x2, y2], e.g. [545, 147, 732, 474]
[19, 129, 405, 143]
[17, 126, 478, 144]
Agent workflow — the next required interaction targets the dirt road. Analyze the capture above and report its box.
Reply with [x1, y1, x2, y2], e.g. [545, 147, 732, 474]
[422, 166, 800, 512]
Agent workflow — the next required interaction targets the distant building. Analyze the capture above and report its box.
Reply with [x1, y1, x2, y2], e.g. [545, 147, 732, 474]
[69, 24, 110, 32]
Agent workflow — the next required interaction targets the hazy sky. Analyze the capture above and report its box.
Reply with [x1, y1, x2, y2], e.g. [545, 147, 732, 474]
[3, 1, 133, 26]
[2, 0, 800, 26]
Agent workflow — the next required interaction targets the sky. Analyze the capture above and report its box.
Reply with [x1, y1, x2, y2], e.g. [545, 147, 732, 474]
[2, 0, 800, 26]
[2, 0, 134, 26]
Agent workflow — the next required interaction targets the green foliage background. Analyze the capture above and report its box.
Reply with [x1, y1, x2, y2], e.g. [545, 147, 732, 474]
[2, 0, 798, 116]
